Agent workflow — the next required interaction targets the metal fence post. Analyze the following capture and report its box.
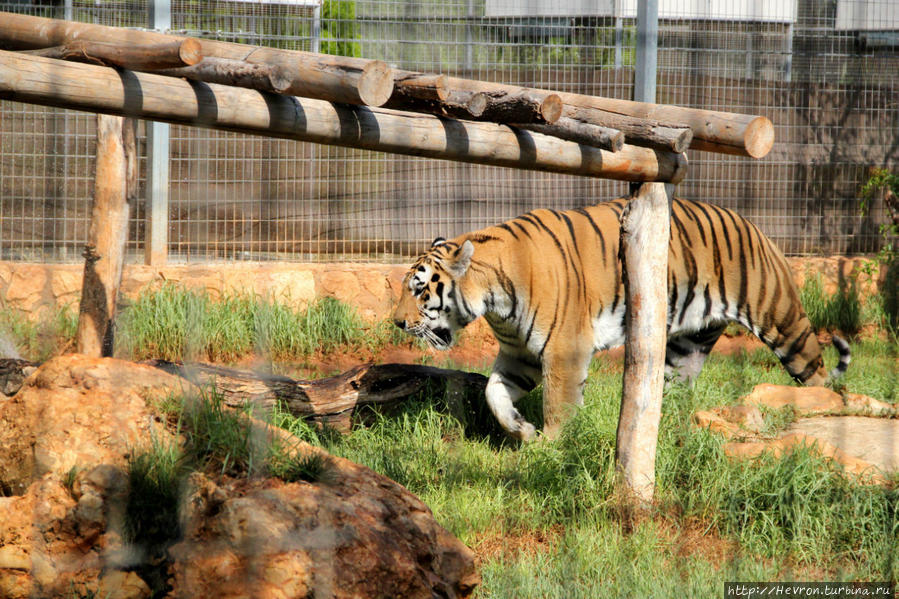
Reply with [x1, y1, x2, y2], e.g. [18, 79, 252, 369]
[633, 0, 658, 104]
[145, 0, 171, 266]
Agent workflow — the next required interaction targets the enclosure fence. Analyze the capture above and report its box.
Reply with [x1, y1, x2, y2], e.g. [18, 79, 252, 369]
[1, 0, 897, 263]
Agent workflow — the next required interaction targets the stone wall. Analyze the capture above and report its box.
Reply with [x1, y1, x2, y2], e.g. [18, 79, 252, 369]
[0, 257, 885, 323]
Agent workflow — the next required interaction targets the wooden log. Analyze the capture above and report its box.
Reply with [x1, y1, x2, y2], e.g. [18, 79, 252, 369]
[441, 75, 773, 158]
[391, 72, 449, 102]
[564, 106, 692, 153]
[0, 51, 688, 183]
[0, 10, 394, 107]
[75, 114, 137, 357]
[466, 90, 563, 124]
[146, 360, 491, 433]
[154, 57, 291, 95]
[23, 38, 202, 70]
[513, 117, 625, 152]
[615, 182, 671, 504]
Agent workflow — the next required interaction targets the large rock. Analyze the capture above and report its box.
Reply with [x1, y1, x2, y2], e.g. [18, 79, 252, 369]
[0, 354, 479, 598]
[0, 355, 187, 495]
[695, 384, 897, 485]
[170, 467, 480, 599]
[0, 468, 151, 599]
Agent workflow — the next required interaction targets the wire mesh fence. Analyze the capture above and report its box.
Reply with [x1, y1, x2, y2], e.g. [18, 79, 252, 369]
[0, 0, 897, 263]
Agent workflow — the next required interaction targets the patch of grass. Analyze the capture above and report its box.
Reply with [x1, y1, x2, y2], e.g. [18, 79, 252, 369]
[0, 303, 77, 362]
[176, 388, 261, 477]
[125, 441, 186, 550]
[276, 339, 899, 593]
[116, 283, 375, 362]
[759, 405, 797, 436]
[799, 273, 863, 337]
[269, 450, 333, 484]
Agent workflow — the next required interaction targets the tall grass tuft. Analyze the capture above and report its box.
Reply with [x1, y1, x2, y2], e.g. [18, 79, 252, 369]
[799, 273, 862, 336]
[116, 283, 373, 362]
[0, 303, 77, 362]
[125, 441, 186, 550]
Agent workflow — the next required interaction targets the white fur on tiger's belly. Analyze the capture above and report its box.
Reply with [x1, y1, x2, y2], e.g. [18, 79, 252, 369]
[592, 304, 627, 351]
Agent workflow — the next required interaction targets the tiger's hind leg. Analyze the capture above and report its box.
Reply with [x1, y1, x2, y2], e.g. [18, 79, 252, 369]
[664, 324, 726, 384]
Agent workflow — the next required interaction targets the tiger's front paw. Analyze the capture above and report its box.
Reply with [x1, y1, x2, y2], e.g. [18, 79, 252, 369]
[511, 419, 537, 442]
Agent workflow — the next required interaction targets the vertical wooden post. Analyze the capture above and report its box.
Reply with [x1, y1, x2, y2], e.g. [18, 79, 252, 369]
[615, 181, 671, 504]
[75, 114, 136, 357]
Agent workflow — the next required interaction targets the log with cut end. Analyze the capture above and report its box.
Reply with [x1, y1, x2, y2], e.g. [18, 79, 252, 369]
[0, 50, 687, 183]
[24, 38, 202, 70]
[0, 10, 394, 107]
[386, 77, 563, 125]
[514, 117, 625, 152]
[564, 106, 693, 153]
[466, 90, 563, 124]
[390, 72, 449, 103]
[440, 75, 773, 158]
[145, 360, 491, 433]
[155, 57, 291, 95]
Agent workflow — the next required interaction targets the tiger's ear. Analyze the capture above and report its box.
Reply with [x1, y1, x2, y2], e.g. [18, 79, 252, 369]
[447, 240, 474, 277]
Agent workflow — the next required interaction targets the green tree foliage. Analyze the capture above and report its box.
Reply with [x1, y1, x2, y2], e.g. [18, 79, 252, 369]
[321, 0, 362, 57]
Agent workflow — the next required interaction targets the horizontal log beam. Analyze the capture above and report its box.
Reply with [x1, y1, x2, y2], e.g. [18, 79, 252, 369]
[467, 90, 563, 124]
[514, 117, 625, 152]
[441, 75, 774, 158]
[24, 38, 202, 70]
[0, 50, 687, 183]
[564, 105, 693, 153]
[0, 10, 394, 107]
[154, 57, 291, 95]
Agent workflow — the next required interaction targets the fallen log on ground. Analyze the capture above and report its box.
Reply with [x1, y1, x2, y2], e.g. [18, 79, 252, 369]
[145, 360, 493, 434]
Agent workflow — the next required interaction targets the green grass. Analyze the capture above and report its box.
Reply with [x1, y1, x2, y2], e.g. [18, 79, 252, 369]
[0, 303, 78, 362]
[276, 338, 898, 595]
[115, 283, 391, 363]
[7, 282, 898, 595]
[799, 273, 864, 337]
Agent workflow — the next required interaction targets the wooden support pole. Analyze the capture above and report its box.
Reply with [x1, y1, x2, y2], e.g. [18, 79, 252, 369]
[75, 114, 136, 357]
[0, 51, 688, 183]
[615, 182, 671, 504]
[24, 38, 202, 70]
[0, 10, 394, 107]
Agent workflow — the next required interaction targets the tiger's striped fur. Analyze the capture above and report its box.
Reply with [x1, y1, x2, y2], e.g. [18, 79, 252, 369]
[393, 197, 851, 441]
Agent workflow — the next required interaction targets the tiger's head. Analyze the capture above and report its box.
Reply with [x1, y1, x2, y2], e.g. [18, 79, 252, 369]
[393, 238, 476, 350]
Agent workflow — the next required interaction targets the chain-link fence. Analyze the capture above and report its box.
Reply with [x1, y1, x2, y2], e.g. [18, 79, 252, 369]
[1, 0, 897, 262]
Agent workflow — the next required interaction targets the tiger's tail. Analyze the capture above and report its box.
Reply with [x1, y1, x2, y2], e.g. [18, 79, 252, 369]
[829, 334, 852, 381]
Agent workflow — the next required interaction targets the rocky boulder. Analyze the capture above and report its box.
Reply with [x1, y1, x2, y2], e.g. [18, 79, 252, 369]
[0, 354, 186, 496]
[694, 383, 897, 485]
[0, 355, 479, 598]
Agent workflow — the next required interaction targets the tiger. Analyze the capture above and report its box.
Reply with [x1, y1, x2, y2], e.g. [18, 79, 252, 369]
[393, 197, 851, 441]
